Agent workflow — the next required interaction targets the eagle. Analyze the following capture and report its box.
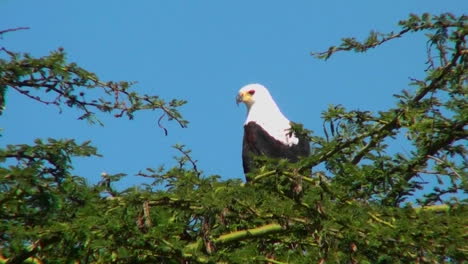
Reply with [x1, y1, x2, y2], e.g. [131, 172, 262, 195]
[236, 83, 310, 181]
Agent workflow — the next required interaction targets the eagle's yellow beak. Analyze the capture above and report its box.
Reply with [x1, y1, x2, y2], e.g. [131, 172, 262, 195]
[236, 91, 253, 106]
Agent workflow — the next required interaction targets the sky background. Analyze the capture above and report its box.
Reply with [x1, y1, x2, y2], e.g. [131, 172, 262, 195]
[1, 1, 466, 191]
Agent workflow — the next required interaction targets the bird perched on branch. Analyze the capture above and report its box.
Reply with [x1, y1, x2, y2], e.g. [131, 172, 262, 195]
[236, 83, 310, 183]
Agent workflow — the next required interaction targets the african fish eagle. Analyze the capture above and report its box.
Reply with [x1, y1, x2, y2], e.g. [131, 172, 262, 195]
[236, 84, 310, 180]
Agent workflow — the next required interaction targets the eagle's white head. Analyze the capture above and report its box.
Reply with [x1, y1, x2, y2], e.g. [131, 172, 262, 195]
[236, 83, 275, 109]
[236, 83, 298, 145]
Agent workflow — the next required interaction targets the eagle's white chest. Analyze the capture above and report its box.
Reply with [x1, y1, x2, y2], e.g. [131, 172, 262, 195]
[245, 105, 299, 146]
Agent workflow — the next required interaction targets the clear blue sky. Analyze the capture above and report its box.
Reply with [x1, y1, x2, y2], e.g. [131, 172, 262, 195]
[1, 1, 466, 190]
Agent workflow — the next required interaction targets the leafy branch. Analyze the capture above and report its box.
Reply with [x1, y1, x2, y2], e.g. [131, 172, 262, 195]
[0, 43, 188, 130]
[311, 13, 466, 60]
[306, 12, 467, 206]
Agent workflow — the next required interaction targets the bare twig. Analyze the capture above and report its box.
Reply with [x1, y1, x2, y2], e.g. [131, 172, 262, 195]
[157, 112, 169, 136]
[0, 27, 30, 36]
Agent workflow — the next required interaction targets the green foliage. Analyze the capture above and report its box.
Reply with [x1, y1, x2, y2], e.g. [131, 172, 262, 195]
[0, 30, 188, 127]
[1, 13, 467, 263]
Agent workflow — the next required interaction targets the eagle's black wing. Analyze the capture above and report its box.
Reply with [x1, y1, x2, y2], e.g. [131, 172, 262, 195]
[242, 121, 310, 176]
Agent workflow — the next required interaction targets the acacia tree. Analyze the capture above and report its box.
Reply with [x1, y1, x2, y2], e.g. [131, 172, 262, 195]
[0, 13, 466, 264]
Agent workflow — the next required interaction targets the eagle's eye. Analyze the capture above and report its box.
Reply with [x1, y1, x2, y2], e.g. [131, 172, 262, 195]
[248, 90, 255, 95]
